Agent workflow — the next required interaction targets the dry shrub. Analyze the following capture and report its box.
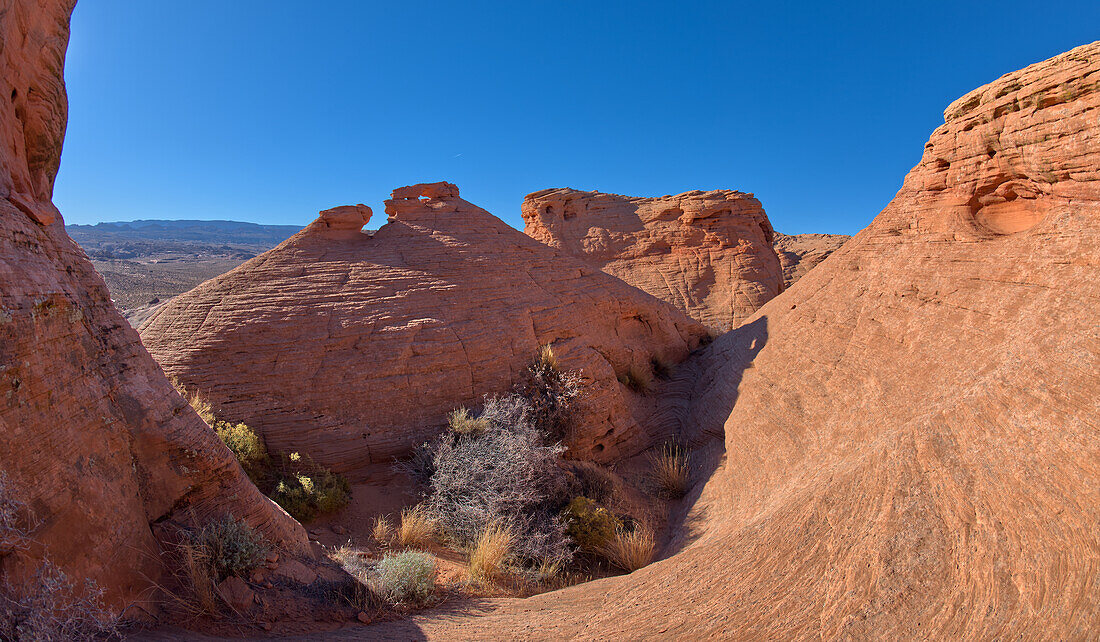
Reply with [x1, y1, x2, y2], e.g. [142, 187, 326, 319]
[0, 473, 118, 640]
[601, 525, 655, 572]
[424, 394, 572, 567]
[170, 377, 217, 425]
[397, 506, 435, 549]
[372, 515, 393, 546]
[189, 514, 268, 580]
[448, 408, 490, 436]
[467, 523, 515, 584]
[513, 344, 582, 442]
[649, 444, 690, 498]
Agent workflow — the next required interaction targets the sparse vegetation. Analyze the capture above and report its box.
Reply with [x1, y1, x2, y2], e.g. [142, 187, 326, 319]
[372, 515, 394, 546]
[561, 496, 621, 552]
[188, 514, 269, 580]
[649, 444, 690, 499]
[467, 523, 515, 584]
[0, 473, 119, 641]
[397, 506, 435, 549]
[513, 344, 582, 441]
[423, 393, 572, 567]
[618, 363, 652, 394]
[372, 551, 436, 606]
[601, 525, 655, 572]
[447, 407, 490, 436]
[269, 452, 352, 523]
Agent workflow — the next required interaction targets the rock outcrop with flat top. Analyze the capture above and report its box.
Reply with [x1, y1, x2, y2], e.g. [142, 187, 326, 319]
[0, 0, 308, 613]
[139, 183, 708, 474]
[522, 188, 783, 331]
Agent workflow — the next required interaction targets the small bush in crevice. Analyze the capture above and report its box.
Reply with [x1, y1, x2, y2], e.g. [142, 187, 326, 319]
[512, 344, 582, 442]
[269, 452, 351, 523]
[617, 364, 652, 394]
[649, 443, 690, 499]
[424, 394, 573, 567]
[561, 497, 621, 553]
[188, 514, 269, 581]
[372, 551, 436, 607]
[212, 420, 269, 484]
[601, 524, 655, 572]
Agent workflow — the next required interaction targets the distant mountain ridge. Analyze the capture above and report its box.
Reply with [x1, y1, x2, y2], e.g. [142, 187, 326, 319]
[68, 219, 302, 246]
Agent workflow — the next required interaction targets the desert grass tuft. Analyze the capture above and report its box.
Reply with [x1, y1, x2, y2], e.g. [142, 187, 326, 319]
[601, 525, 655, 572]
[448, 407, 490, 436]
[372, 514, 394, 546]
[178, 539, 219, 614]
[649, 443, 690, 498]
[618, 364, 652, 394]
[397, 505, 435, 549]
[467, 523, 515, 584]
[536, 343, 559, 371]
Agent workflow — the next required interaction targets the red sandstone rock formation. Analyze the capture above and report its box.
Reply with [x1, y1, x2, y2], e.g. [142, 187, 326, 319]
[139, 183, 708, 474]
[772, 231, 850, 288]
[336, 42, 1100, 640]
[0, 0, 308, 613]
[522, 188, 783, 332]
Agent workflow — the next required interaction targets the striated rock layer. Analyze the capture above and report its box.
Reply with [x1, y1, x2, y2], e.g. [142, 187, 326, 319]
[0, 0, 308, 612]
[139, 184, 708, 475]
[327, 42, 1100, 640]
[772, 231, 850, 288]
[522, 188, 783, 332]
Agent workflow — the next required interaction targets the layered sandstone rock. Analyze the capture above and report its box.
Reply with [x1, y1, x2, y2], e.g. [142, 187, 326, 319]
[772, 231, 849, 288]
[343, 42, 1100, 640]
[139, 184, 708, 474]
[0, 0, 308, 612]
[522, 188, 783, 331]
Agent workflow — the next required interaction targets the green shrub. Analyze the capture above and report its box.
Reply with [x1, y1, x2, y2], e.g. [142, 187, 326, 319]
[269, 453, 351, 522]
[373, 551, 436, 606]
[191, 515, 268, 580]
[447, 407, 490, 436]
[213, 420, 270, 483]
[561, 497, 621, 552]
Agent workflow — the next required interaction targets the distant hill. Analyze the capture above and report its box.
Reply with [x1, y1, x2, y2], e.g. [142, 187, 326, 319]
[68, 219, 302, 322]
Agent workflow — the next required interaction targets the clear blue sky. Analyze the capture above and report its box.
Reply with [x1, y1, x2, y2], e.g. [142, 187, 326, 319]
[55, 1, 1099, 235]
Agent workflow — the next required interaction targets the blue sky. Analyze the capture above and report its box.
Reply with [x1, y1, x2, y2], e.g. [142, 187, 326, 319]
[55, 1, 1099, 235]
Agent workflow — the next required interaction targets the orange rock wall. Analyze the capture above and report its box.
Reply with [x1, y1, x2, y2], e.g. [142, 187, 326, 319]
[523, 188, 783, 332]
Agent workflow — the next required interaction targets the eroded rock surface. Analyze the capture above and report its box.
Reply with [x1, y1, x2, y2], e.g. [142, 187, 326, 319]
[0, 0, 308, 612]
[522, 188, 783, 331]
[139, 183, 707, 474]
[324, 42, 1100, 641]
[772, 232, 850, 288]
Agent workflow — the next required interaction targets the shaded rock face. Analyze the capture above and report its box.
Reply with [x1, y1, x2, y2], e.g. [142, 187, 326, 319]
[350, 43, 1100, 640]
[522, 188, 782, 332]
[139, 183, 708, 474]
[0, 0, 308, 612]
[771, 232, 849, 288]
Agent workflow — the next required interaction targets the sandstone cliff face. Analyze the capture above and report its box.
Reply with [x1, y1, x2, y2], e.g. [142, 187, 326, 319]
[343, 43, 1100, 640]
[0, 0, 308, 612]
[522, 188, 782, 332]
[139, 184, 708, 474]
[772, 232, 849, 288]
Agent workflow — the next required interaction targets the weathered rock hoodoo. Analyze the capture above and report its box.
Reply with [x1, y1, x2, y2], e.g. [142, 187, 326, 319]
[139, 184, 708, 474]
[772, 231, 850, 288]
[0, 0, 308, 613]
[522, 188, 783, 331]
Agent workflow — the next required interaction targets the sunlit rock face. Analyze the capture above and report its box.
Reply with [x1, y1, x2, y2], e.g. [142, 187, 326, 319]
[523, 188, 783, 332]
[140, 182, 709, 474]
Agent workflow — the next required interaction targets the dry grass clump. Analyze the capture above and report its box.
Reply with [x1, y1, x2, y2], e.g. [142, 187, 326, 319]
[372, 515, 394, 546]
[177, 538, 219, 615]
[649, 443, 691, 498]
[372, 551, 436, 606]
[601, 525, 655, 572]
[618, 364, 652, 394]
[467, 523, 515, 584]
[447, 407, 490, 436]
[397, 506, 435, 549]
